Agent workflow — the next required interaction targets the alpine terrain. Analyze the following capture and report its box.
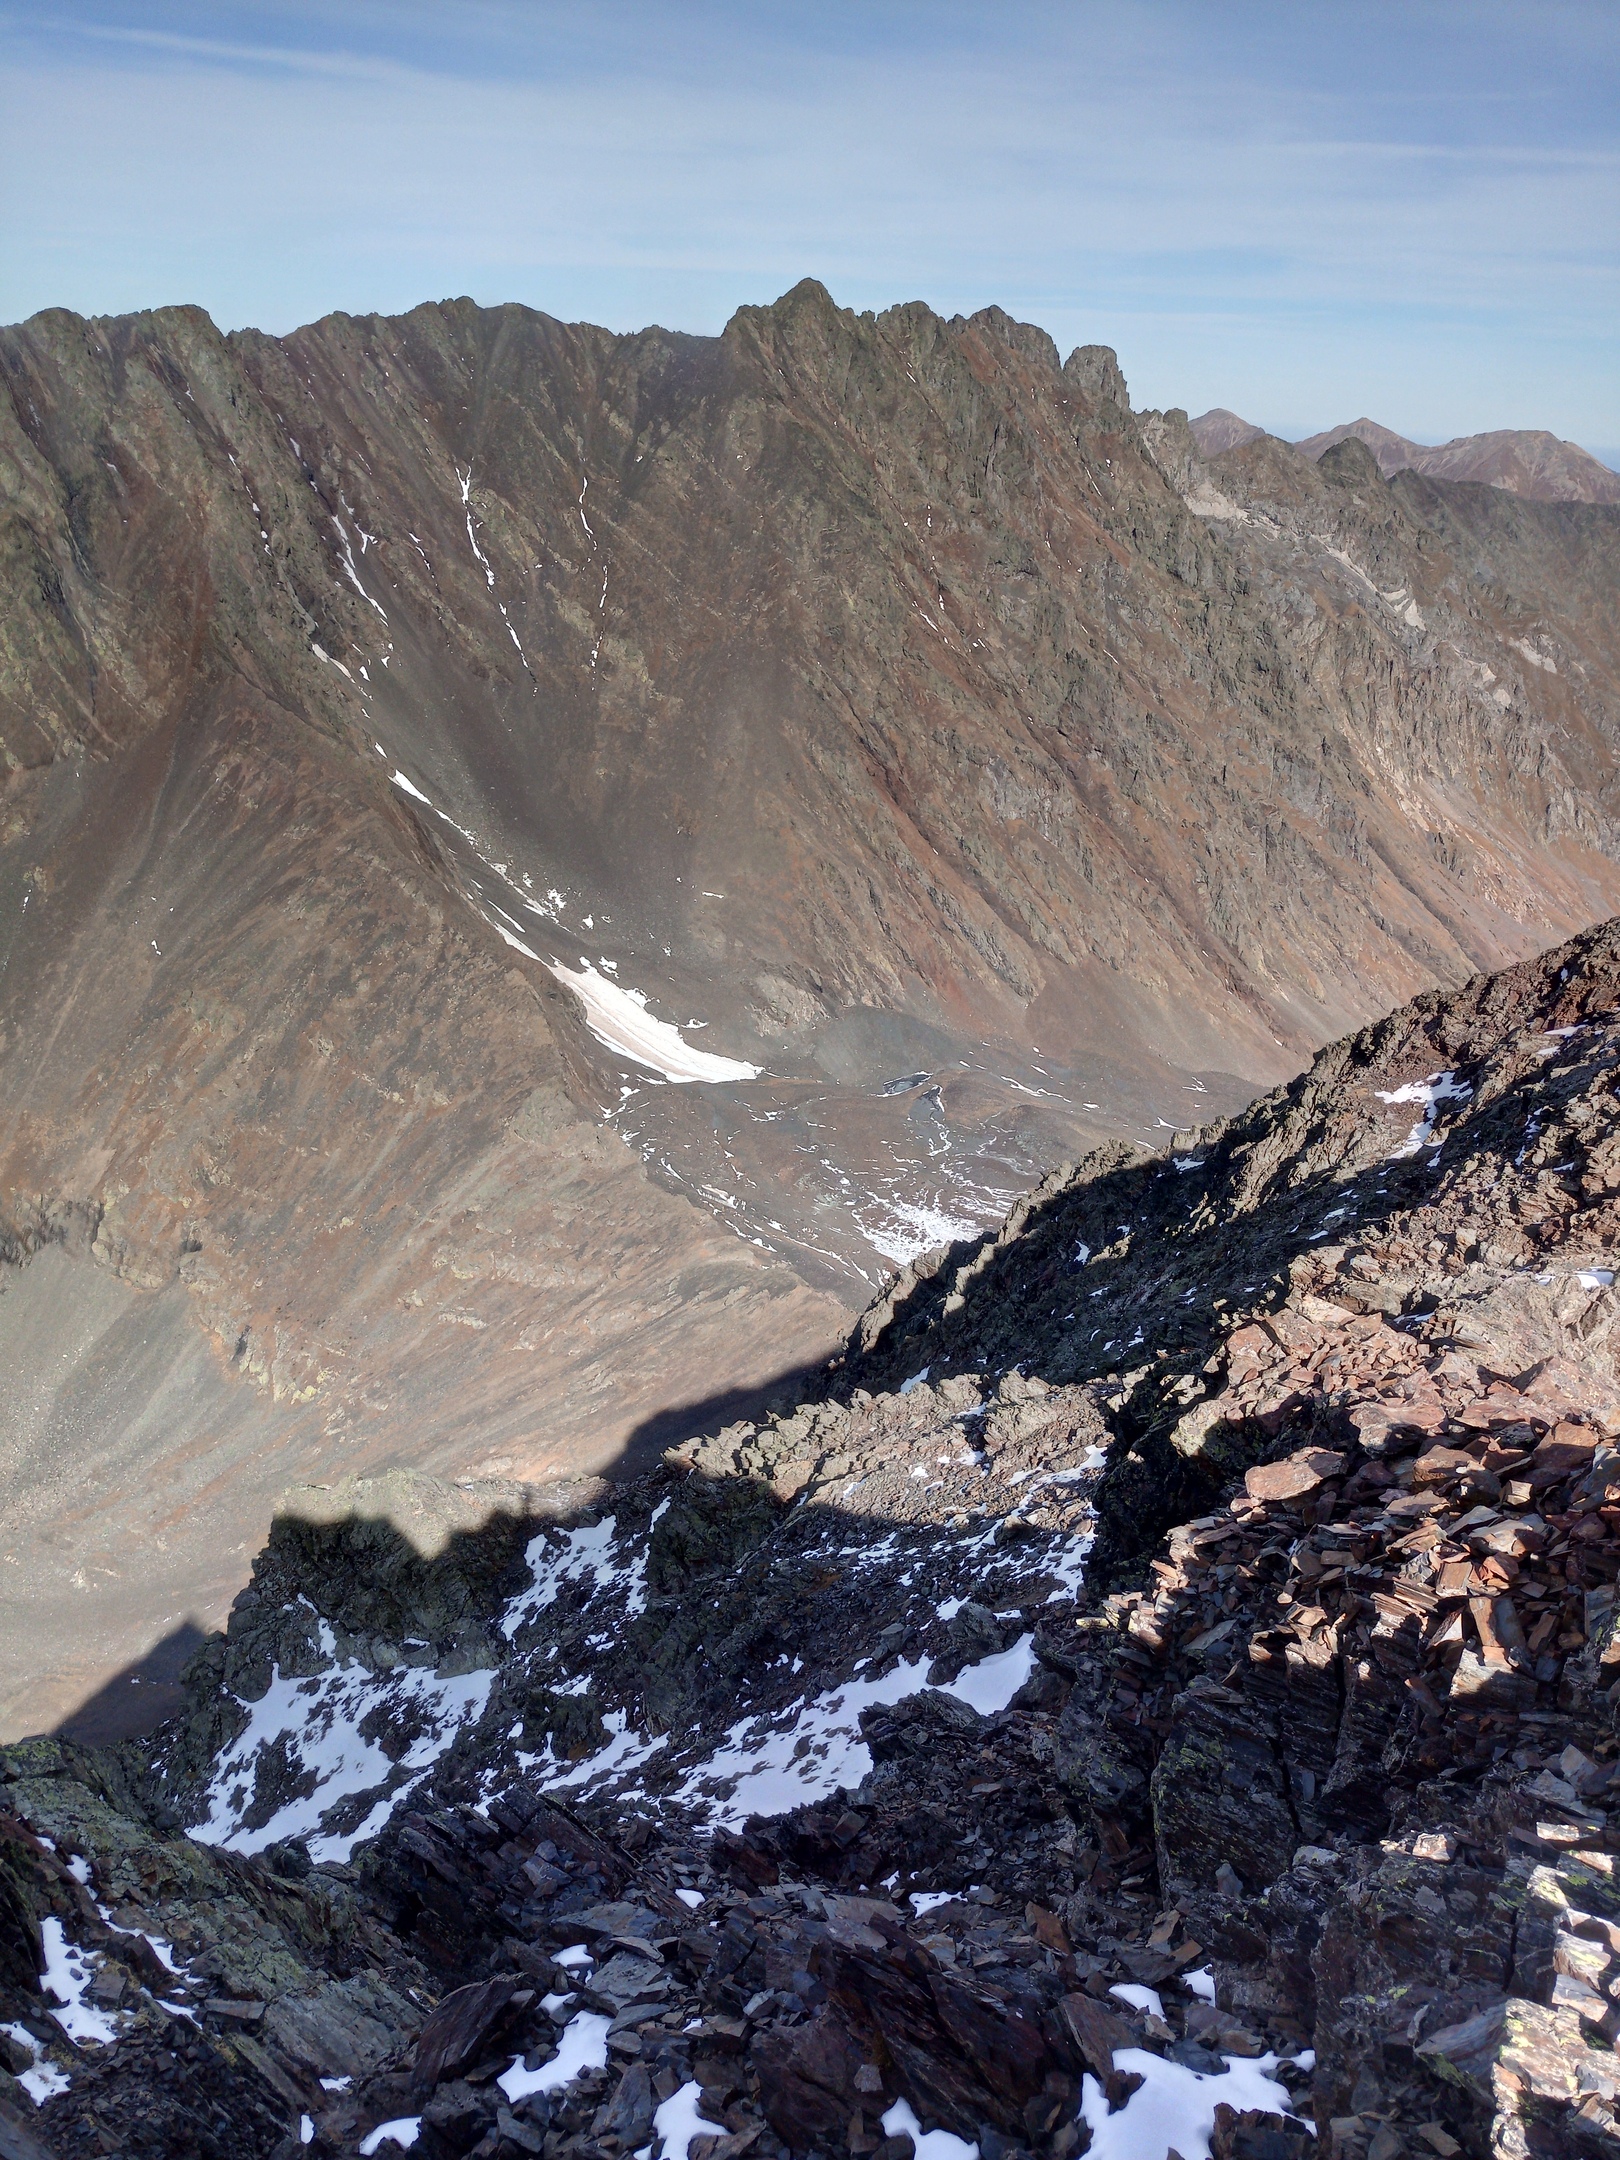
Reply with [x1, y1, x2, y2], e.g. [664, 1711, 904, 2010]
[3, 280, 1620, 1756]
[7, 918, 1620, 2160]
[1189, 413, 1620, 509]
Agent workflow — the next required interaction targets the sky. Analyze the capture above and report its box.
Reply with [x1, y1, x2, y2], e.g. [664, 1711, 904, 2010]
[2, 1, 1616, 456]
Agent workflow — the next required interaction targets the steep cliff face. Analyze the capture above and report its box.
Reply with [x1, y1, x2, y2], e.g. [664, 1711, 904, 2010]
[3, 284, 1620, 1735]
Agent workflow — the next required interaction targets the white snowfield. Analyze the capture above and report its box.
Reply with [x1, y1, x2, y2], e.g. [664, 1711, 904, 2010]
[546, 959, 761, 1083]
[380, 760, 758, 1084]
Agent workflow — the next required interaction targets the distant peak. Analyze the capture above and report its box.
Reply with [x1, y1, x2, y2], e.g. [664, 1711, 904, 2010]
[1296, 415, 1620, 504]
[1188, 407, 1262, 455]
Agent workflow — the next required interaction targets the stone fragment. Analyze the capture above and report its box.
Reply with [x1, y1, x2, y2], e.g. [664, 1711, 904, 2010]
[1528, 1424, 1600, 1484]
[1058, 1993, 1136, 2079]
[1446, 1647, 1535, 1711]
[1244, 1450, 1345, 1503]
[1414, 1999, 1507, 2103]
[413, 1973, 522, 2092]
[1411, 1446, 1477, 1490]
[586, 1953, 669, 2011]
[594, 2061, 656, 2145]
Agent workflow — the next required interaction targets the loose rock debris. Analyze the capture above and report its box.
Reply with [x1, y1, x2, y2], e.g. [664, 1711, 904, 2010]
[11, 922, 1620, 2157]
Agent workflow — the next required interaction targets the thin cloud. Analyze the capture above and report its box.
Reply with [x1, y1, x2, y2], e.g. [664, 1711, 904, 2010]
[0, 0, 1614, 444]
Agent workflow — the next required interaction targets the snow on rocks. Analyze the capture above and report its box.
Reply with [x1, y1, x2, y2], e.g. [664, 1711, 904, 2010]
[496, 2007, 611, 2103]
[2, 2017, 71, 2104]
[1078, 2048, 1307, 2160]
[649, 2078, 728, 2160]
[359, 2119, 421, 2153]
[664, 1632, 1037, 1829]
[38, 1918, 119, 2046]
[859, 1196, 984, 1267]
[189, 1618, 494, 1863]
[1373, 1068, 1472, 1158]
[881, 2096, 978, 2160]
[502, 1506, 666, 1641]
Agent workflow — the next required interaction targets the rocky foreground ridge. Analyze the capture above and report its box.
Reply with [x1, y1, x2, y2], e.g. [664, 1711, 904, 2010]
[9, 920, 1620, 2158]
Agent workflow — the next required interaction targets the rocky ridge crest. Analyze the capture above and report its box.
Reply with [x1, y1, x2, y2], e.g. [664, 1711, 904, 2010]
[8, 922, 1620, 2154]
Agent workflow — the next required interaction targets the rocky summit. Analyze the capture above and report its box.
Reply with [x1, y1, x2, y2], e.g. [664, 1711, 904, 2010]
[6, 919, 1620, 2159]
[5, 284, 1620, 1738]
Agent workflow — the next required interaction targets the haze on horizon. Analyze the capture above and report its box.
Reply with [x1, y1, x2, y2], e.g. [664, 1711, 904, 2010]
[0, 0, 1616, 461]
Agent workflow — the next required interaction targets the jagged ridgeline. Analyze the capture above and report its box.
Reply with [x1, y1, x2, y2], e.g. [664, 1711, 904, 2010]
[5, 281, 1620, 1746]
[7, 920, 1620, 2157]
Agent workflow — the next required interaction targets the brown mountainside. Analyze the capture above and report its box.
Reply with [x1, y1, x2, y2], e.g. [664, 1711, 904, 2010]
[1186, 405, 1266, 454]
[3, 283, 1620, 1734]
[1292, 415, 1620, 505]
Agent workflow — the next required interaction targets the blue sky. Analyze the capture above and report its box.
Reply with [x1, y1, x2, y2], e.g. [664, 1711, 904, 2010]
[2, 2, 1616, 454]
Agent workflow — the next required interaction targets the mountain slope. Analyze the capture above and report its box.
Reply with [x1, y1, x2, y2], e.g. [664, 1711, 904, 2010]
[1294, 416, 1620, 505]
[4, 287, 1620, 1735]
[7, 919, 1620, 2160]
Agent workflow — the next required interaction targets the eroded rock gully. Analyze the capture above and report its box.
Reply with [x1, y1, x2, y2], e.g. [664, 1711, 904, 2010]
[10, 920, 1620, 2157]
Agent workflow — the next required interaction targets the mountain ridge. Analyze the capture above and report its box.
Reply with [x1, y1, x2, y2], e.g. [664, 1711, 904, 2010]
[7, 913, 1620, 2158]
[1189, 407, 1620, 504]
[4, 282, 1620, 1738]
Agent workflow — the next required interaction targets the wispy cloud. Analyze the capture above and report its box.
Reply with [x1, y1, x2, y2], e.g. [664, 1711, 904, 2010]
[0, 0, 1614, 443]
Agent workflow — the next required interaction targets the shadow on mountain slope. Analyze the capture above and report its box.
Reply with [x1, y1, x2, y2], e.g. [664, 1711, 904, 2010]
[16, 920, 1620, 2155]
[612, 1371, 828, 1477]
[51, 1621, 210, 1747]
[813, 914, 1620, 1576]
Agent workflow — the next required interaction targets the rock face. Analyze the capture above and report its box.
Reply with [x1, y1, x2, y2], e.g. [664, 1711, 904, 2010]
[5, 282, 1620, 1736]
[6, 920, 1620, 2156]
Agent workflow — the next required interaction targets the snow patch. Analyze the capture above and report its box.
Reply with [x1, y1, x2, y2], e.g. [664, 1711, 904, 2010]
[547, 959, 760, 1083]
[1078, 2048, 1307, 2160]
[652, 2080, 728, 2160]
[860, 1199, 982, 1267]
[191, 1625, 493, 1863]
[497, 2008, 611, 2103]
[670, 1634, 1036, 1827]
[882, 2097, 978, 2160]
[359, 2120, 421, 2154]
[503, 1508, 666, 1640]
[1110, 1983, 1164, 2020]
[39, 1918, 119, 2045]
[2, 2019, 70, 2104]
[1510, 636, 1557, 674]
[1373, 1069, 1472, 1158]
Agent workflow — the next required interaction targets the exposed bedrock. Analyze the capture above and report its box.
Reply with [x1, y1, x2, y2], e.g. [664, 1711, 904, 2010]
[3, 284, 1619, 1735]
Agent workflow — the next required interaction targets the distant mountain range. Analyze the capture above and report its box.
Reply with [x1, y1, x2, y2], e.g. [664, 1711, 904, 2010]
[1190, 408, 1620, 504]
